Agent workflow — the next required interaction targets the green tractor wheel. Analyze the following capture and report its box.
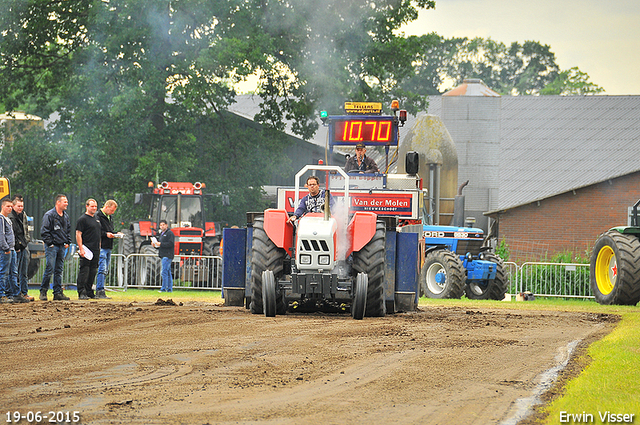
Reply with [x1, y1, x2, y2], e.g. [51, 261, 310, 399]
[590, 230, 640, 305]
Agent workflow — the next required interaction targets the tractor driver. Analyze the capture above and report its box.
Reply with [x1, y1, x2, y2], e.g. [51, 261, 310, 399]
[288, 176, 335, 223]
[344, 142, 379, 174]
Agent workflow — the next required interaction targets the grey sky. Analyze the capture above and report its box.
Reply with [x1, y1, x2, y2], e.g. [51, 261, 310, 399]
[401, 0, 640, 95]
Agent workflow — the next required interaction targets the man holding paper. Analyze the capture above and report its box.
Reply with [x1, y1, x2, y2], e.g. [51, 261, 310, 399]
[96, 199, 122, 299]
[152, 219, 175, 292]
[76, 199, 102, 300]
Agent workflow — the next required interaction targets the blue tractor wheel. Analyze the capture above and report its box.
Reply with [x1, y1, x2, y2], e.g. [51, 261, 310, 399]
[465, 253, 509, 300]
[420, 250, 465, 299]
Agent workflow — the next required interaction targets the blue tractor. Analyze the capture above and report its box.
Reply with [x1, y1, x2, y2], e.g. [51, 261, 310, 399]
[420, 225, 508, 300]
[419, 179, 508, 300]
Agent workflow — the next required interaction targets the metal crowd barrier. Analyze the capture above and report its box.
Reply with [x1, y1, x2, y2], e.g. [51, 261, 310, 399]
[123, 254, 222, 290]
[512, 262, 593, 299]
[29, 254, 592, 299]
[29, 253, 222, 291]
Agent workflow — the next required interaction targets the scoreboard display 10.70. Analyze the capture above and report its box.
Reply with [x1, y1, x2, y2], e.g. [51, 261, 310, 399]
[330, 116, 399, 146]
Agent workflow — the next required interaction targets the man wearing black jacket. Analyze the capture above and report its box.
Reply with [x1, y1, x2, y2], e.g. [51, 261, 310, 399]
[96, 200, 120, 299]
[152, 219, 174, 292]
[9, 195, 32, 301]
[39, 194, 71, 301]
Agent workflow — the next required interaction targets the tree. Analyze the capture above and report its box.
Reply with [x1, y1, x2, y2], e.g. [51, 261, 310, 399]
[1, 0, 437, 224]
[539, 67, 604, 95]
[401, 35, 602, 96]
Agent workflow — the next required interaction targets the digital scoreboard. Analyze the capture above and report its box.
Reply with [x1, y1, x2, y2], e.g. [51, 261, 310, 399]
[324, 101, 404, 147]
[332, 117, 397, 145]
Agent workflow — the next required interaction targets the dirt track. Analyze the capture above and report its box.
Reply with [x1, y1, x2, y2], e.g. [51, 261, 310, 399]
[0, 300, 615, 425]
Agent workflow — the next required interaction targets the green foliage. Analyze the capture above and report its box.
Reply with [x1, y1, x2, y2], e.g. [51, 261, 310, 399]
[495, 238, 510, 261]
[0, 0, 437, 225]
[539, 66, 605, 95]
[548, 250, 590, 264]
[400, 36, 601, 96]
[0, 124, 82, 198]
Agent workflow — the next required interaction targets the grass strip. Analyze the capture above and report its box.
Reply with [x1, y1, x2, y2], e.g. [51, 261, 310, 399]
[542, 310, 640, 424]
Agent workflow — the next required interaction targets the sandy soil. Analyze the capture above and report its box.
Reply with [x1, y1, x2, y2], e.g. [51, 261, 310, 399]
[0, 300, 615, 425]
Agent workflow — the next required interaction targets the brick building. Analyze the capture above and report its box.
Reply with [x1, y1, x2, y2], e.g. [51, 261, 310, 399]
[490, 172, 640, 261]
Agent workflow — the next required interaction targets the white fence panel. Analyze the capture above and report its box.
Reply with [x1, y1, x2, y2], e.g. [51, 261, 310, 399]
[514, 262, 593, 299]
[30, 253, 593, 299]
[29, 253, 222, 291]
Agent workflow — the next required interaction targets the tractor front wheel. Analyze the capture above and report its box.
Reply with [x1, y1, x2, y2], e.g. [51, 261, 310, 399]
[465, 253, 509, 300]
[351, 273, 368, 320]
[420, 250, 465, 299]
[262, 270, 277, 317]
[250, 217, 287, 314]
[352, 220, 386, 317]
[590, 230, 640, 305]
[139, 244, 161, 286]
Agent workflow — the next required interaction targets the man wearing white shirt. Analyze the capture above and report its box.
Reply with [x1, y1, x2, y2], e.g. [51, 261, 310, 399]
[75, 199, 101, 300]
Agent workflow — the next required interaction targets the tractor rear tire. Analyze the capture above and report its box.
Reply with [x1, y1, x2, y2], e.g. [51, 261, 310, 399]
[465, 253, 509, 300]
[351, 273, 368, 320]
[117, 229, 136, 286]
[139, 244, 161, 287]
[590, 230, 640, 305]
[250, 217, 286, 314]
[420, 250, 465, 299]
[352, 220, 386, 317]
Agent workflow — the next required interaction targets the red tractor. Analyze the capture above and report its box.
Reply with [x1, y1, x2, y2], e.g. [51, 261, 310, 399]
[249, 165, 387, 319]
[119, 181, 222, 286]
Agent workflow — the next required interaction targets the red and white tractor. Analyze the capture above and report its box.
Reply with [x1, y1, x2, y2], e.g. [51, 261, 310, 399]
[249, 165, 387, 319]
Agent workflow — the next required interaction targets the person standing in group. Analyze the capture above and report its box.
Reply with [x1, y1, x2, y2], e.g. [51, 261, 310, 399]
[76, 199, 101, 300]
[96, 200, 121, 299]
[152, 219, 174, 292]
[1, 199, 16, 302]
[9, 195, 33, 301]
[39, 194, 71, 301]
[1, 198, 28, 303]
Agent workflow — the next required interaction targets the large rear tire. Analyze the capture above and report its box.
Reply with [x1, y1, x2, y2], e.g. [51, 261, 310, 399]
[351, 273, 368, 320]
[139, 244, 162, 287]
[117, 229, 136, 286]
[420, 250, 465, 299]
[465, 253, 509, 300]
[352, 220, 386, 317]
[590, 230, 640, 305]
[250, 217, 286, 314]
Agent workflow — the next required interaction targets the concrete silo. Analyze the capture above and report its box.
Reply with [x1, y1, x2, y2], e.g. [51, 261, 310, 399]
[398, 115, 459, 225]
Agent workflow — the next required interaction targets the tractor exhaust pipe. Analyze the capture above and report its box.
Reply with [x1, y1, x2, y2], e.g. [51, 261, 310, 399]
[451, 180, 469, 227]
[324, 189, 331, 221]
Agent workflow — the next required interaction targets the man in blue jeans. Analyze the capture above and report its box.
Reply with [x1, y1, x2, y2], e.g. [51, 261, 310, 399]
[0, 198, 28, 303]
[96, 199, 121, 299]
[39, 194, 71, 301]
[152, 220, 174, 292]
[9, 195, 33, 301]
